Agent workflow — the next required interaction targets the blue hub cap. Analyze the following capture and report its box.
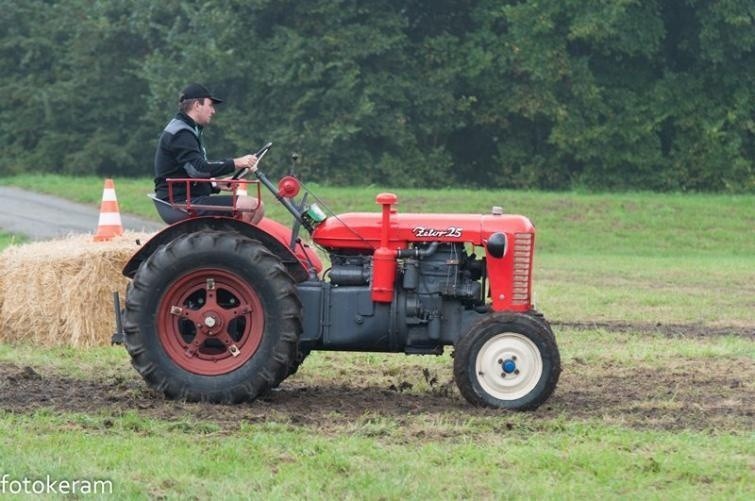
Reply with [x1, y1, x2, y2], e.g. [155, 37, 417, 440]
[502, 359, 517, 374]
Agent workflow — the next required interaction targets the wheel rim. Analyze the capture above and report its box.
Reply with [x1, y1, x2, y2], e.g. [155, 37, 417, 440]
[475, 332, 543, 401]
[157, 268, 264, 376]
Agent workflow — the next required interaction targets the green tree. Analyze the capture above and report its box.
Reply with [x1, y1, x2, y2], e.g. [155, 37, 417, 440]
[0, 0, 751, 191]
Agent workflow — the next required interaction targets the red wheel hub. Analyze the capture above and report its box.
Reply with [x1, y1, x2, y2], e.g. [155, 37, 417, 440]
[157, 268, 264, 375]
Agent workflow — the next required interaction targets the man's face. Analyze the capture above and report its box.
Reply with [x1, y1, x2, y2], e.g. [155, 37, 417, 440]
[193, 98, 216, 126]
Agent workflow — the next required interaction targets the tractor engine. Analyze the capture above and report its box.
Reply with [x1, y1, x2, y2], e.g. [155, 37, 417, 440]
[297, 243, 486, 354]
[298, 192, 536, 354]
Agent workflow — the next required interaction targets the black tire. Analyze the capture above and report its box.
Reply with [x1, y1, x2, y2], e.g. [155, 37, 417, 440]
[286, 347, 311, 378]
[453, 312, 560, 410]
[527, 309, 556, 336]
[123, 231, 302, 403]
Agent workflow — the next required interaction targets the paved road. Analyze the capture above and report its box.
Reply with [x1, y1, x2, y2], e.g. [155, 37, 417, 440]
[0, 186, 163, 240]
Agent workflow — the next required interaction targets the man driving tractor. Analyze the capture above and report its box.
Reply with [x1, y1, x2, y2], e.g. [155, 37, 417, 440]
[153, 83, 263, 224]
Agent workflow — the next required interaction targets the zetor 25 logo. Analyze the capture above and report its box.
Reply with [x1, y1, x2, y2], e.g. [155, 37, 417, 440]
[412, 226, 463, 238]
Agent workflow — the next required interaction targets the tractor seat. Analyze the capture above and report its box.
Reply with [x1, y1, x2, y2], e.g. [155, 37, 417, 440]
[148, 194, 191, 224]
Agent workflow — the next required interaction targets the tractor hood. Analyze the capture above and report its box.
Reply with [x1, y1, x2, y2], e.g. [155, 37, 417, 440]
[311, 212, 534, 250]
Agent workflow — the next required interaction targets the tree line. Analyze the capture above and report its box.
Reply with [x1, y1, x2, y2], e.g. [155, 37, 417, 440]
[1, 0, 752, 191]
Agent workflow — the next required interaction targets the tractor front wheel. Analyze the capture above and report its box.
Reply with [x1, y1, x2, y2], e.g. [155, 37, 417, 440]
[123, 231, 301, 403]
[453, 312, 560, 410]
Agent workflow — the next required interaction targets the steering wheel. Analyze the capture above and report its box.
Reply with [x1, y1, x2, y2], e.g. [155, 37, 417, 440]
[231, 142, 273, 180]
[231, 141, 314, 236]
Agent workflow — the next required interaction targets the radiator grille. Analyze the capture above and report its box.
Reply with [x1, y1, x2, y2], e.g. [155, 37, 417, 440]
[512, 233, 532, 305]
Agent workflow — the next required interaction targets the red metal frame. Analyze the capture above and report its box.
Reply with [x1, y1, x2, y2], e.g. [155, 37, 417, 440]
[165, 178, 262, 217]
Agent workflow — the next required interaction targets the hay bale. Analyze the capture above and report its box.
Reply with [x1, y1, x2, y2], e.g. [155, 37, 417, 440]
[0, 232, 155, 347]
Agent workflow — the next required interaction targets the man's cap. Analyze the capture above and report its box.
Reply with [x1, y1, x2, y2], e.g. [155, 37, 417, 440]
[179, 83, 223, 104]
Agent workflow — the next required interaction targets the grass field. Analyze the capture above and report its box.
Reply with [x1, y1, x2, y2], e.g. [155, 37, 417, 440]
[0, 231, 24, 248]
[0, 174, 753, 498]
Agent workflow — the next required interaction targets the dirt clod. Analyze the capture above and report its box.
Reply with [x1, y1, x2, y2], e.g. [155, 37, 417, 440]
[5, 366, 42, 382]
[20, 366, 41, 380]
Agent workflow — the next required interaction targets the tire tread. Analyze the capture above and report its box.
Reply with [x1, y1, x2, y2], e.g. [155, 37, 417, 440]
[123, 230, 302, 403]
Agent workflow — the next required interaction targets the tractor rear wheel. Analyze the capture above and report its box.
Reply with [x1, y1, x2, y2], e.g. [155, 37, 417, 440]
[453, 312, 560, 410]
[123, 231, 302, 403]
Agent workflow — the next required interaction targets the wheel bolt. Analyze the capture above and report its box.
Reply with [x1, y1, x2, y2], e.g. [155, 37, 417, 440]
[500, 373, 506, 378]
[514, 369, 520, 375]
[512, 355, 517, 361]
[498, 359, 503, 364]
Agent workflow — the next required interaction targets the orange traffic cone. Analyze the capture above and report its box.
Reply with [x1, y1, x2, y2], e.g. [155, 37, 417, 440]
[93, 178, 124, 241]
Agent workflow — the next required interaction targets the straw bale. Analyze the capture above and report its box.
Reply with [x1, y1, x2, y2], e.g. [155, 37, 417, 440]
[0, 232, 155, 347]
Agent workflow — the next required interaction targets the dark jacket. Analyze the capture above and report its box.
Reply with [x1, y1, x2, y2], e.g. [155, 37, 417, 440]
[153, 112, 235, 200]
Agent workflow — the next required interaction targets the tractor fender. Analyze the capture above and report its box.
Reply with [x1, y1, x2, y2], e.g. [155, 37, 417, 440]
[122, 217, 320, 282]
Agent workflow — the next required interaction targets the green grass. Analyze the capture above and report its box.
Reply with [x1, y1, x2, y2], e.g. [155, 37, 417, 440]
[0, 175, 752, 498]
[557, 330, 753, 364]
[0, 327, 752, 498]
[0, 344, 127, 379]
[537, 254, 755, 326]
[2, 174, 753, 256]
[1, 410, 751, 499]
[0, 332, 751, 499]
[0, 231, 24, 248]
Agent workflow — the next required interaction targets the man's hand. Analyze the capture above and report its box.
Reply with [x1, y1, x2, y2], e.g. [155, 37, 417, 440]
[233, 154, 259, 172]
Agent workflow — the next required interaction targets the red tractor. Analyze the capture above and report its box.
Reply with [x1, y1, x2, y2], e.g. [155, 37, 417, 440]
[118, 144, 560, 410]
